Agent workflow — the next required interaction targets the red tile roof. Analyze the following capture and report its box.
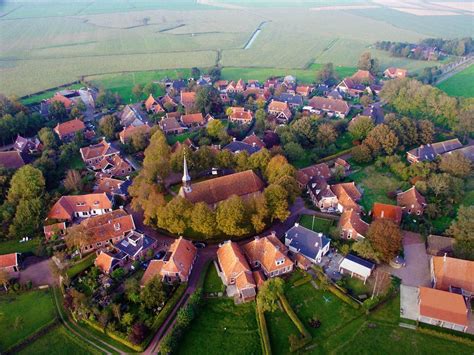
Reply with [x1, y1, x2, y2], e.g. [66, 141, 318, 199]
[339, 209, 369, 237]
[350, 70, 375, 83]
[161, 237, 197, 280]
[372, 203, 402, 224]
[79, 210, 135, 244]
[297, 163, 331, 186]
[242, 134, 265, 149]
[54, 119, 85, 139]
[419, 287, 468, 326]
[0, 151, 25, 170]
[396, 186, 426, 210]
[141, 259, 164, 286]
[95, 251, 116, 274]
[242, 235, 292, 274]
[308, 97, 350, 115]
[43, 222, 66, 239]
[119, 124, 151, 143]
[432, 256, 474, 293]
[48, 193, 113, 221]
[0, 253, 18, 268]
[181, 113, 205, 126]
[217, 241, 253, 285]
[332, 182, 362, 212]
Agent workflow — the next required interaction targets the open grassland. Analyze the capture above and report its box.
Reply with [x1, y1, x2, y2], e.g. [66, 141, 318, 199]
[18, 325, 102, 355]
[0, 289, 56, 351]
[437, 64, 474, 98]
[177, 298, 261, 355]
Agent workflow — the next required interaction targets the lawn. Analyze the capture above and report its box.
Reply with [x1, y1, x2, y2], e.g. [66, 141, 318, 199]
[343, 276, 372, 298]
[0, 289, 56, 351]
[348, 165, 408, 212]
[66, 253, 96, 279]
[265, 307, 298, 355]
[177, 298, 261, 355]
[437, 64, 474, 98]
[298, 214, 335, 235]
[18, 325, 102, 355]
[21, 83, 83, 105]
[0, 238, 40, 255]
[203, 263, 225, 294]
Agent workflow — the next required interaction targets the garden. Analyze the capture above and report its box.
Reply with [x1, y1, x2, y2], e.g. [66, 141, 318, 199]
[298, 214, 335, 235]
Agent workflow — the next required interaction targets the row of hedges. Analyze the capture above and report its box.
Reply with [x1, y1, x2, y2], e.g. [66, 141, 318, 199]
[417, 324, 474, 345]
[82, 319, 143, 352]
[317, 148, 353, 163]
[66, 253, 95, 279]
[5, 318, 59, 354]
[279, 293, 312, 352]
[313, 267, 360, 309]
[256, 301, 272, 355]
[293, 274, 312, 287]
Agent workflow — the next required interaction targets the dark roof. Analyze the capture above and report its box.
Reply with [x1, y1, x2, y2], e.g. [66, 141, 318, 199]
[407, 139, 463, 162]
[276, 93, 303, 106]
[223, 141, 261, 155]
[0, 151, 25, 169]
[115, 231, 155, 258]
[285, 224, 330, 260]
[345, 254, 375, 270]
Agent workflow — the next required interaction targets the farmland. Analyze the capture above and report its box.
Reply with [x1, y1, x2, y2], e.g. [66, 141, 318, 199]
[1, 0, 472, 97]
[437, 64, 474, 98]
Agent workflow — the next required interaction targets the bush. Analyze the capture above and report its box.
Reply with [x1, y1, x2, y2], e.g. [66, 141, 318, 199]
[317, 148, 353, 163]
[288, 333, 312, 352]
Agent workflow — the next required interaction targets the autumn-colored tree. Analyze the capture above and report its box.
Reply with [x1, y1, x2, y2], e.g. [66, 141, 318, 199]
[8, 165, 45, 204]
[454, 108, 474, 143]
[357, 52, 379, 75]
[64, 169, 83, 193]
[248, 148, 271, 172]
[99, 115, 119, 140]
[191, 202, 217, 237]
[257, 277, 284, 312]
[264, 184, 290, 222]
[367, 219, 402, 262]
[0, 269, 10, 291]
[364, 124, 398, 156]
[439, 151, 472, 178]
[348, 116, 374, 141]
[132, 84, 143, 101]
[65, 224, 94, 258]
[216, 195, 249, 236]
[142, 129, 171, 182]
[249, 194, 269, 233]
[351, 239, 380, 263]
[156, 197, 193, 235]
[352, 143, 372, 163]
[360, 95, 372, 107]
[316, 123, 338, 147]
[291, 116, 317, 146]
[129, 173, 166, 224]
[315, 62, 338, 86]
[235, 150, 251, 172]
[207, 119, 226, 139]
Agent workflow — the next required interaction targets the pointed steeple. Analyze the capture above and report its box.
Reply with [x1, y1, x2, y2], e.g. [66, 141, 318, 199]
[182, 153, 191, 192]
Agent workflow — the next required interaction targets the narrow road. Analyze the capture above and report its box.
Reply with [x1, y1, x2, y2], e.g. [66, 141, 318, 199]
[434, 56, 473, 85]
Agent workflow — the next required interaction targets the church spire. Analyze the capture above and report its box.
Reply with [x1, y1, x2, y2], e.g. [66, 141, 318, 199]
[182, 153, 191, 192]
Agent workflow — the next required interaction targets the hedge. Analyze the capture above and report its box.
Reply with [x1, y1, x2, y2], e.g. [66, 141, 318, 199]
[256, 301, 272, 355]
[417, 324, 474, 345]
[314, 269, 360, 309]
[82, 319, 142, 352]
[293, 275, 312, 287]
[66, 253, 95, 278]
[279, 294, 311, 339]
[317, 148, 353, 163]
[5, 318, 59, 354]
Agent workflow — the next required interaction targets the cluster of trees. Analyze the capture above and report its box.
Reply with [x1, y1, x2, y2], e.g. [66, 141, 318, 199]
[315, 63, 339, 86]
[447, 206, 474, 261]
[357, 52, 379, 75]
[375, 38, 472, 59]
[380, 78, 473, 132]
[130, 130, 299, 238]
[420, 37, 473, 56]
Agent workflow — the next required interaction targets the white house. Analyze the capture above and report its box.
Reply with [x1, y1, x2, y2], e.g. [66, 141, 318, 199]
[338, 254, 375, 284]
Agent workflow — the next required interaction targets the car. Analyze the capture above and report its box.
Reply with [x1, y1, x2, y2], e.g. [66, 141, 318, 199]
[193, 241, 207, 249]
[141, 261, 150, 269]
[155, 250, 166, 260]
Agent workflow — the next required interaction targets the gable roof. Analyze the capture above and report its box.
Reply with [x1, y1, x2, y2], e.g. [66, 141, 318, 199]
[285, 224, 330, 260]
[95, 251, 118, 273]
[119, 124, 151, 143]
[159, 117, 186, 133]
[407, 139, 463, 162]
[432, 256, 474, 293]
[179, 170, 264, 205]
[54, 119, 85, 138]
[296, 163, 331, 186]
[372, 203, 402, 224]
[268, 100, 292, 118]
[332, 182, 362, 212]
[276, 93, 303, 106]
[419, 287, 468, 326]
[308, 97, 350, 114]
[217, 241, 253, 285]
[242, 134, 265, 149]
[339, 254, 374, 278]
[242, 235, 292, 274]
[0, 253, 18, 269]
[80, 139, 118, 161]
[0, 151, 25, 170]
[223, 141, 260, 155]
[397, 186, 426, 209]
[161, 237, 197, 279]
[350, 70, 375, 83]
[229, 107, 253, 122]
[141, 260, 164, 286]
[80, 209, 135, 244]
[119, 104, 146, 127]
[48, 193, 113, 220]
[180, 91, 196, 105]
[339, 209, 369, 237]
[426, 235, 455, 256]
[181, 113, 205, 126]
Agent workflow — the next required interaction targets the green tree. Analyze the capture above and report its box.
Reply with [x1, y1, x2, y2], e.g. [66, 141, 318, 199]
[315, 62, 338, 86]
[207, 119, 225, 139]
[264, 184, 290, 222]
[195, 86, 222, 115]
[417, 119, 435, 145]
[157, 197, 192, 234]
[257, 277, 284, 313]
[351, 239, 380, 263]
[9, 197, 44, 239]
[38, 127, 58, 149]
[216, 195, 249, 236]
[367, 219, 402, 262]
[99, 115, 119, 140]
[132, 84, 143, 101]
[255, 108, 267, 134]
[364, 124, 398, 156]
[291, 116, 317, 146]
[348, 116, 374, 141]
[191, 67, 201, 79]
[352, 143, 372, 163]
[250, 194, 269, 233]
[316, 123, 338, 146]
[448, 205, 474, 260]
[140, 276, 166, 310]
[143, 82, 157, 97]
[48, 101, 67, 121]
[142, 129, 171, 182]
[191, 202, 217, 237]
[8, 165, 45, 204]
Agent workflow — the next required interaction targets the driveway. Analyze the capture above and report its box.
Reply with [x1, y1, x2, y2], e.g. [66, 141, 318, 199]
[382, 231, 431, 287]
[19, 257, 56, 286]
[400, 284, 419, 321]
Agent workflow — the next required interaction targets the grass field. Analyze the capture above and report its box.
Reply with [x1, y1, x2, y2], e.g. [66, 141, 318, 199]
[18, 325, 102, 355]
[0, 289, 56, 351]
[21, 84, 83, 105]
[66, 253, 96, 279]
[437, 64, 474, 98]
[0, 238, 40, 255]
[203, 263, 225, 294]
[298, 214, 335, 235]
[177, 298, 261, 355]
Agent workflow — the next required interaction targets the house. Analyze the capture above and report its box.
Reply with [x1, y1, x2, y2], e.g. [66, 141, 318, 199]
[384, 67, 408, 79]
[54, 119, 86, 141]
[13, 135, 42, 155]
[296, 163, 331, 188]
[41, 88, 97, 117]
[144, 94, 165, 114]
[180, 91, 196, 113]
[308, 179, 338, 212]
[242, 234, 293, 278]
[372, 203, 403, 225]
[334, 158, 350, 173]
[159, 115, 187, 135]
[115, 231, 157, 260]
[367, 83, 383, 96]
[171, 138, 196, 153]
[327, 89, 343, 100]
[80, 139, 119, 167]
[165, 79, 187, 93]
[160, 94, 178, 110]
[242, 134, 265, 149]
[0, 253, 20, 273]
[285, 224, 330, 264]
[102, 155, 133, 178]
[275, 93, 303, 109]
[78, 209, 135, 254]
[119, 124, 151, 144]
[418, 287, 469, 332]
[350, 70, 375, 84]
[339, 254, 375, 284]
[95, 250, 126, 274]
[178, 158, 265, 207]
[215, 80, 229, 92]
[331, 182, 362, 213]
[267, 100, 292, 123]
[0, 151, 25, 170]
[118, 104, 146, 128]
[336, 78, 367, 97]
[223, 140, 261, 155]
[455, 145, 474, 162]
[397, 186, 427, 215]
[406, 139, 463, 163]
[296, 85, 313, 97]
[430, 256, 474, 297]
[43, 222, 66, 240]
[217, 241, 256, 302]
[228, 107, 254, 124]
[180, 113, 206, 127]
[141, 237, 197, 284]
[339, 209, 369, 240]
[426, 235, 455, 257]
[362, 104, 385, 125]
[308, 97, 350, 118]
[93, 175, 130, 197]
[47, 192, 113, 221]
[225, 79, 246, 94]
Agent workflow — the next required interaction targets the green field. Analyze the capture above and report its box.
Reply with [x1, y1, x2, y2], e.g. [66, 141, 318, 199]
[437, 64, 474, 98]
[177, 298, 261, 355]
[298, 214, 335, 235]
[203, 263, 225, 294]
[0, 238, 40, 255]
[0, 289, 56, 351]
[18, 325, 102, 355]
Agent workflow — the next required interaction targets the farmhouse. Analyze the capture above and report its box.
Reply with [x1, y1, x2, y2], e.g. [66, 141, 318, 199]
[397, 186, 427, 215]
[331, 182, 362, 213]
[180, 113, 206, 127]
[95, 251, 126, 274]
[119, 124, 151, 144]
[351, 70, 375, 84]
[145, 94, 165, 114]
[296, 163, 331, 187]
[13, 135, 42, 155]
[418, 287, 469, 332]
[426, 235, 455, 257]
[217, 241, 256, 302]
[296, 85, 313, 97]
[0, 253, 20, 273]
[224, 140, 261, 155]
[406, 138, 463, 163]
[430, 256, 474, 297]
[308, 179, 338, 212]
[242, 134, 265, 149]
[275, 93, 303, 109]
[267, 100, 292, 123]
[159, 116, 187, 135]
[180, 91, 196, 113]
[285, 224, 330, 264]
[384, 67, 408, 79]
[338, 209, 369, 240]
[171, 138, 196, 153]
[43, 222, 66, 240]
[54, 118, 86, 141]
[372, 203, 402, 225]
[80, 139, 118, 167]
[308, 97, 350, 118]
[0, 151, 25, 170]
[336, 78, 367, 97]
[339, 254, 375, 284]
[93, 175, 130, 197]
[228, 107, 254, 124]
[47, 192, 113, 221]
[119, 104, 147, 128]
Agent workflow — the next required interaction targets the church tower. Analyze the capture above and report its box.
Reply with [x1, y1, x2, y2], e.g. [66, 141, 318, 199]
[182, 153, 192, 193]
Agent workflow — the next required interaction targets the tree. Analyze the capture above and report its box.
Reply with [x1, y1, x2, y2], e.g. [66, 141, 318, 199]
[264, 184, 290, 222]
[351, 239, 380, 263]
[65, 224, 94, 258]
[385, 116, 418, 148]
[348, 116, 374, 141]
[367, 219, 402, 262]
[360, 95, 372, 107]
[257, 277, 284, 313]
[142, 82, 157, 97]
[8, 165, 45, 204]
[38, 127, 58, 149]
[439, 151, 472, 178]
[132, 84, 143, 101]
[352, 143, 372, 163]
[129, 322, 149, 345]
[216, 195, 249, 236]
[454, 108, 474, 143]
[9, 197, 44, 239]
[140, 276, 166, 310]
[157, 197, 192, 234]
[316, 123, 337, 146]
[250, 194, 269, 233]
[142, 129, 171, 182]
[315, 62, 338, 86]
[357, 52, 379, 75]
[190, 202, 217, 237]
[195, 86, 222, 115]
[207, 119, 226, 139]
[48, 101, 67, 121]
[254, 108, 267, 134]
[417, 119, 435, 145]
[64, 169, 83, 193]
[283, 142, 304, 162]
[208, 66, 221, 82]
[448, 206, 474, 260]
[130, 129, 149, 152]
[364, 124, 398, 156]
[99, 115, 119, 140]
[191, 67, 201, 79]
[291, 116, 317, 146]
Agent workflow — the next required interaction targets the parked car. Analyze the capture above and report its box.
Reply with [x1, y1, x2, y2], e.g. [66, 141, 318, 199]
[193, 241, 206, 249]
[155, 250, 166, 260]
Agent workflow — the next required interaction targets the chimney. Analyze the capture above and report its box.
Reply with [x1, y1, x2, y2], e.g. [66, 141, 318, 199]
[381, 210, 384, 218]
[443, 253, 447, 262]
[294, 222, 299, 227]
[232, 137, 236, 142]
[252, 142, 256, 147]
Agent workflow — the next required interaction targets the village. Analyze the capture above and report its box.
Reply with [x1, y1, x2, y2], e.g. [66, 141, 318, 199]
[0, 59, 473, 354]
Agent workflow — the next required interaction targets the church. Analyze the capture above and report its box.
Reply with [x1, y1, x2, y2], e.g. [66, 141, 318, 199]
[178, 155, 265, 207]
